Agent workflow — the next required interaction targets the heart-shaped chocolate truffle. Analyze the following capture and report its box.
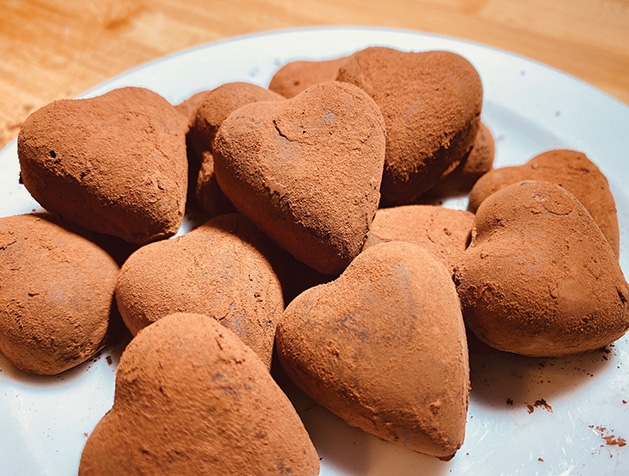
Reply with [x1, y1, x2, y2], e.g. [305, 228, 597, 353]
[189, 82, 284, 218]
[337, 47, 483, 205]
[115, 213, 284, 370]
[213, 81, 386, 275]
[455, 180, 629, 357]
[79, 313, 319, 475]
[18, 87, 188, 244]
[0, 213, 118, 375]
[467, 149, 620, 257]
[276, 241, 470, 459]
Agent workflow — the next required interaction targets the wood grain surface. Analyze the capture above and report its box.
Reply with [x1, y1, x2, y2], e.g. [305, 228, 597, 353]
[1, 0, 628, 150]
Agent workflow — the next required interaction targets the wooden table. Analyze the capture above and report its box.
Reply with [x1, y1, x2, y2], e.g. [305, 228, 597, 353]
[1, 0, 628, 150]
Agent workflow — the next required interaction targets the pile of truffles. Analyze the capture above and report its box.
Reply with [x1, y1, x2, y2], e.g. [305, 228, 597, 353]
[1, 44, 628, 473]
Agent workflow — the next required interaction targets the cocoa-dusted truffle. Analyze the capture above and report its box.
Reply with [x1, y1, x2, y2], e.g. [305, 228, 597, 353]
[268, 56, 348, 98]
[455, 180, 629, 357]
[188, 82, 284, 218]
[423, 122, 495, 198]
[467, 149, 620, 257]
[213, 81, 386, 275]
[337, 47, 483, 205]
[276, 241, 469, 459]
[175, 90, 211, 127]
[0, 214, 118, 375]
[17, 86, 188, 244]
[188, 82, 284, 160]
[364, 205, 474, 272]
[114, 213, 284, 369]
[79, 313, 320, 476]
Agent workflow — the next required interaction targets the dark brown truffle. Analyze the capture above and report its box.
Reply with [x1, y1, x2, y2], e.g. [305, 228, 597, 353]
[268, 56, 348, 98]
[276, 241, 469, 459]
[467, 149, 620, 257]
[213, 81, 386, 275]
[455, 180, 629, 357]
[17, 87, 189, 244]
[79, 313, 320, 476]
[0, 214, 119, 375]
[115, 213, 284, 370]
[337, 47, 483, 205]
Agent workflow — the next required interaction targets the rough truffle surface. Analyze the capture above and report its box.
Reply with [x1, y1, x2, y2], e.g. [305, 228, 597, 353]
[337, 47, 483, 205]
[276, 241, 469, 459]
[268, 57, 348, 98]
[455, 180, 629, 357]
[0, 214, 119, 375]
[213, 81, 386, 275]
[79, 313, 320, 476]
[423, 122, 495, 198]
[189, 82, 285, 218]
[115, 213, 284, 369]
[467, 149, 620, 257]
[364, 205, 474, 272]
[17, 86, 188, 244]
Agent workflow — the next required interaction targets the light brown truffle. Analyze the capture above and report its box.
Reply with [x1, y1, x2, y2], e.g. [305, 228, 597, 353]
[17, 86, 188, 244]
[423, 122, 495, 198]
[455, 180, 629, 357]
[213, 81, 386, 275]
[188, 82, 285, 218]
[276, 241, 469, 459]
[114, 213, 284, 369]
[337, 47, 483, 205]
[79, 313, 320, 476]
[467, 149, 620, 257]
[268, 56, 348, 98]
[364, 205, 474, 272]
[175, 90, 211, 126]
[0, 214, 119, 375]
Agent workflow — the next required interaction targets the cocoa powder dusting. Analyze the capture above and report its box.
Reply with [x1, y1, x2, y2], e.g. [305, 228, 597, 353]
[213, 81, 386, 275]
[337, 47, 483, 205]
[17, 87, 189, 244]
[455, 181, 629, 357]
[78, 314, 319, 475]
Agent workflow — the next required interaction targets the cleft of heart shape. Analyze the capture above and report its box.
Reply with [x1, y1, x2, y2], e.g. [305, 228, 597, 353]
[212, 81, 386, 275]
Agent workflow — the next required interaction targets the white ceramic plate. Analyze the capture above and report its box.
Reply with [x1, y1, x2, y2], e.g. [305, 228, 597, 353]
[1, 26, 628, 476]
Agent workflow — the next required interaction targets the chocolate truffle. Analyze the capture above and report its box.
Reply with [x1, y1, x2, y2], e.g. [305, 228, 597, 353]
[364, 205, 474, 272]
[213, 81, 386, 275]
[17, 87, 188, 244]
[455, 180, 629, 357]
[337, 47, 483, 205]
[79, 313, 320, 476]
[0, 214, 118, 375]
[268, 56, 348, 98]
[276, 241, 469, 459]
[115, 213, 284, 369]
[467, 149, 620, 257]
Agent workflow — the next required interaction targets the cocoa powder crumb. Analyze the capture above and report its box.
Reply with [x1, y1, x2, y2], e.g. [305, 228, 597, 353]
[534, 399, 553, 412]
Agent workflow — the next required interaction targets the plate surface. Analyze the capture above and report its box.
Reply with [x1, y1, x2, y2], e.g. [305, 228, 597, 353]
[1, 26, 628, 476]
